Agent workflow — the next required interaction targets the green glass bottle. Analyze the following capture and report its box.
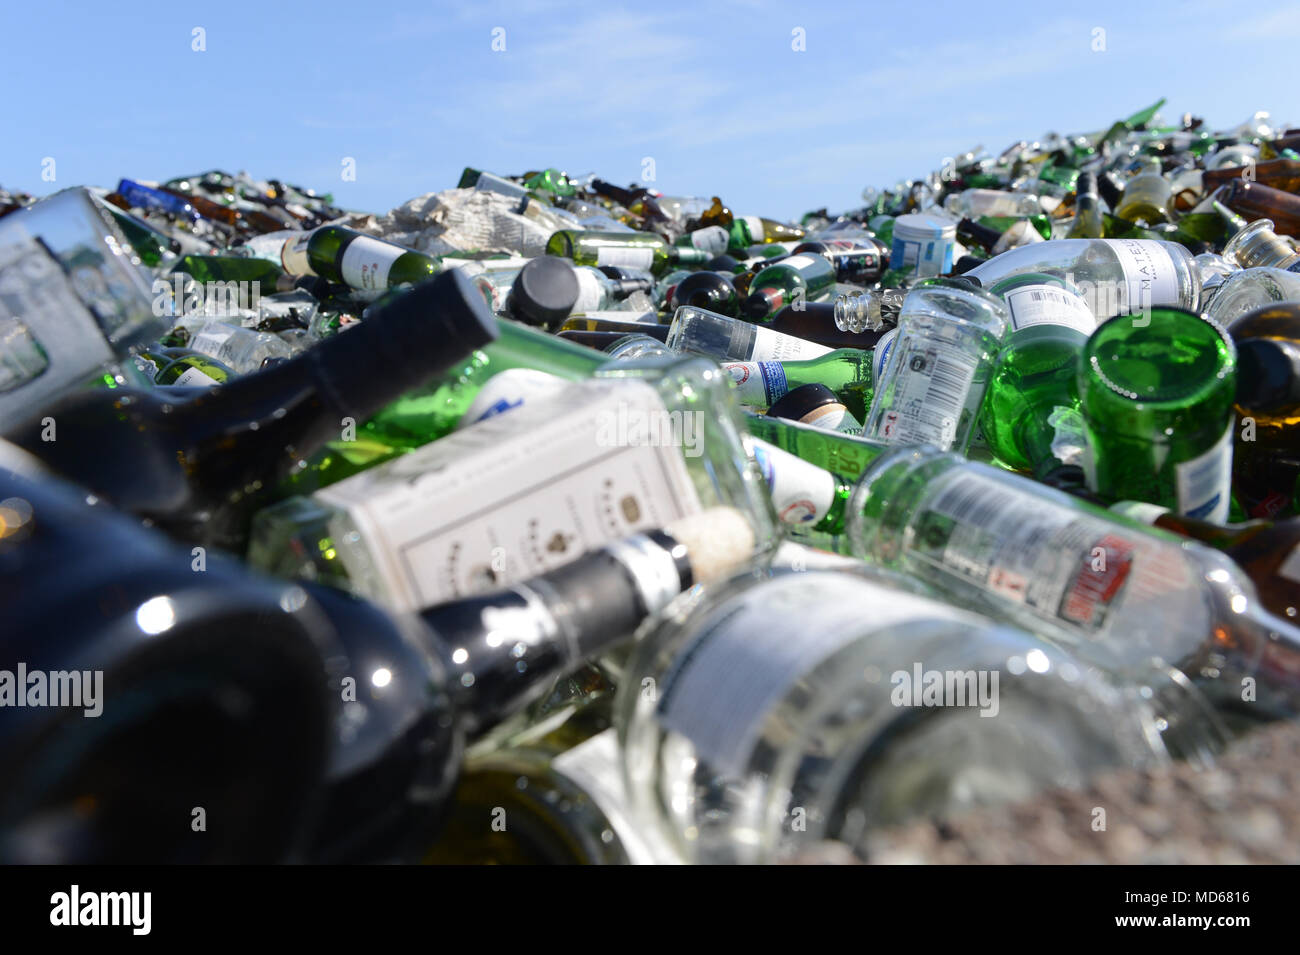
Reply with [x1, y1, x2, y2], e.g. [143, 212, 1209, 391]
[728, 215, 806, 250]
[138, 347, 234, 387]
[283, 226, 441, 290]
[743, 253, 836, 319]
[720, 347, 879, 421]
[1065, 172, 1105, 240]
[523, 168, 576, 198]
[279, 320, 608, 494]
[745, 412, 888, 481]
[978, 272, 1099, 473]
[545, 230, 707, 277]
[1096, 97, 1167, 150]
[171, 254, 291, 289]
[1078, 307, 1237, 521]
[107, 209, 175, 267]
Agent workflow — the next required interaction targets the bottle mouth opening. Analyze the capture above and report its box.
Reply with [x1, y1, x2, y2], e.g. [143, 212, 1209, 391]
[1084, 308, 1235, 406]
[1225, 219, 1294, 269]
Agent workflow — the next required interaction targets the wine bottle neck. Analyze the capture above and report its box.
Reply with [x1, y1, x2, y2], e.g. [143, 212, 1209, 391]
[183, 270, 497, 460]
[418, 533, 689, 738]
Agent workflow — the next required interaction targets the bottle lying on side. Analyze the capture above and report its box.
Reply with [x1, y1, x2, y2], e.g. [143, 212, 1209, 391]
[4, 269, 499, 554]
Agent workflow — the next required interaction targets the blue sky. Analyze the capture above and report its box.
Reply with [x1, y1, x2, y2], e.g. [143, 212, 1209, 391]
[3, 0, 1297, 222]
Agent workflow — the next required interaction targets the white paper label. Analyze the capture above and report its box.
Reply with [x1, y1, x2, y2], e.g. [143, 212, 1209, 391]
[281, 233, 312, 275]
[171, 365, 221, 387]
[595, 246, 655, 270]
[750, 325, 833, 361]
[573, 268, 607, 313]
[575, 309, 659, 324]
[458, 368, 569, 429]
[340, 234, 403, 290]
[1004, 284, 1097, 335]
[1174, 423, 1233, 523]
[655, 573, 960, 777]
[689, 226, 729, 254]
[773, 254, 818, 272]
[751, 438, 837, 524]
[1110, 500, 1170, 525]
[317, 380, 703, 611]
[873, 339, 979, 449]
[801, 402, 861, 434]
[741, 215, 764, 243]
[1110, 239, 1180, 314]
[722, 361, 789, 407]
[190, 323, 236, 356]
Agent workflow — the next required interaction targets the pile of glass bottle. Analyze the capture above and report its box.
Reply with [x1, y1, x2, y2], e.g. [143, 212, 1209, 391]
[4, 97, 1300, 865]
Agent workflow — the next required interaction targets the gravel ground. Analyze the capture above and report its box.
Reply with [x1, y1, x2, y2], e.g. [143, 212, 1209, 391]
[860, 719, 1300, 864]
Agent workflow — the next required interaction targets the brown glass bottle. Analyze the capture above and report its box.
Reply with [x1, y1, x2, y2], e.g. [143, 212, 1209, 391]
[1203, 159, 1300, 195]
[1231, 303, 1300, 518]
[1263, 134, 1300, 159]
[762, 301, 891, 350]
[160, 186, 285, 235]
[1221, 180, 1300, 236]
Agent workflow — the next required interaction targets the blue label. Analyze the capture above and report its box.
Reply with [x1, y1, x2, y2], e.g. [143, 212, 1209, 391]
[752, 443, 775, 489]
[757, 361, 789, 404]
[1184, 493, 1221, 521]
[469, 396, 526, 425]
[873, 329, 897, 381]
[117, 179, 197, 220]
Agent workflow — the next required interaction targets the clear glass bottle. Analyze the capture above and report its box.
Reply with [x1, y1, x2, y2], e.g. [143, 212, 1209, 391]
[944, 189, 1041, 219]
[616, 567, 1175, 864]
[169, 319, 296, 374]
[1203, 267, 1300, 327]
[249, 358, 779, 611]
[1221, 218, 1300, 271]
[667, 305, 835, 362]
[965, 238, 1200, 322]
[864, 278, 1010, 453]
[833, 287, 909, 333]
[751, 441, 1298, 735]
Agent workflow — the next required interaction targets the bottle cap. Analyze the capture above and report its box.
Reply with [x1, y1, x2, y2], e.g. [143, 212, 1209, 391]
[509, 255, 580, 329]
[308, 268, 499, 418]
[951, 255, 986, 275]
[767, 383, 841, 422]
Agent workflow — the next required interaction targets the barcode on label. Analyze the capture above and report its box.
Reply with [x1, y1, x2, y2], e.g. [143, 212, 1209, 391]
[878, 343, 978, 448]
[1004, 284, 1096, 334]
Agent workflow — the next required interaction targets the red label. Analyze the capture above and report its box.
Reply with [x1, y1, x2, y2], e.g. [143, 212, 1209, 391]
[1060, 534, 1134, 628]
